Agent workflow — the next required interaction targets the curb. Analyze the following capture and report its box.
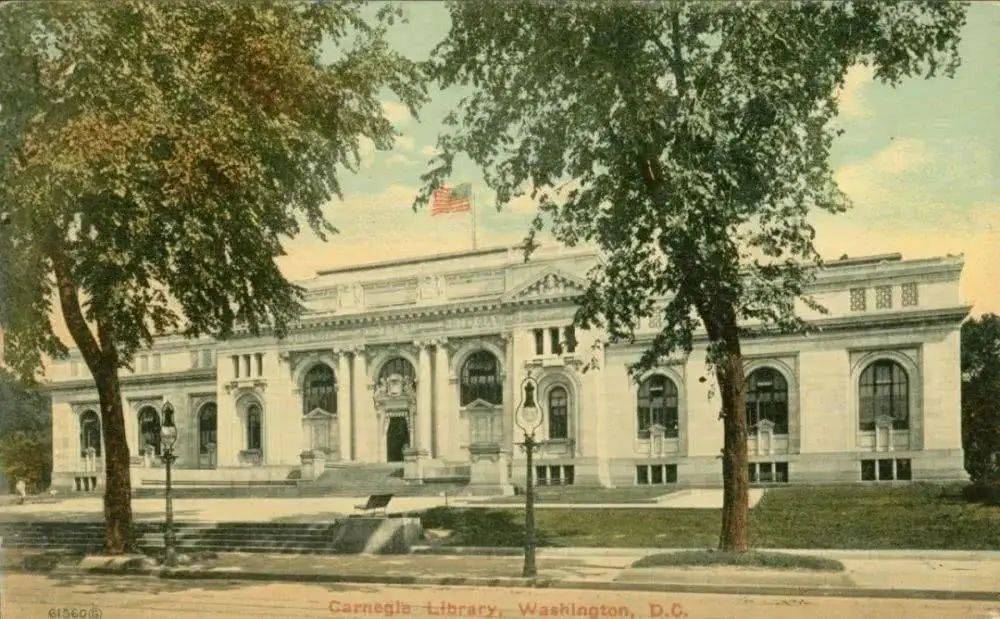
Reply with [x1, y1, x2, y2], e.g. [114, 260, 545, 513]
[60, 565, 1000, 602]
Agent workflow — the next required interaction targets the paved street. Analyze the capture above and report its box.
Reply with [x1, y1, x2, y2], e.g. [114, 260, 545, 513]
[2, 572, 998, 619]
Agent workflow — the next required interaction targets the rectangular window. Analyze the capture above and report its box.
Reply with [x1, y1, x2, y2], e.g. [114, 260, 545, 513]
[749, 462, 789, 484]
[636, 464, 676, 485]
[201, 349, 214, 368]
[875, 285, 893, 309]
[861, 459, 877, 481]
[901, 283, 918, 307]
[255, 353, 263, 376]
[535, 465, 548, 486]
[896, 459, 912, 480]
[243, 354, 251, 377]
[533, 329, 545, 356]
[191, 351, 200, 368]
[564, 326, 577, 353]
[550, 327, 562, 355]
[665, 464, 677, 483]
[563, 465, 575, 486]
[775, 462, 789, 483]
[651, 464, 664, 484]
[232, 355, 240, 378]
[878, 458, 894, 480]
[759, 462, 774, 483]
[152, 354, 161, 372]
[850, 288, 867, 311]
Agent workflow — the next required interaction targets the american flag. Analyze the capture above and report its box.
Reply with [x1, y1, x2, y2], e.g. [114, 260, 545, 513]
[431, 183, 472, 215]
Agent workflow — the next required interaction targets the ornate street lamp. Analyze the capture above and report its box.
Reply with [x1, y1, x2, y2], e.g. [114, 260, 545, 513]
[160, 402, 178, 567]
[514, 370, 543, 578]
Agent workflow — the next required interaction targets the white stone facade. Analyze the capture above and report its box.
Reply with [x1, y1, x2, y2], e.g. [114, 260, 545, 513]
[46, 245, 969, 491]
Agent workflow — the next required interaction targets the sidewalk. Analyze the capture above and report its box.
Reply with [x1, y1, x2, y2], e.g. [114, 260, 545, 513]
[7, 546, 999, 601]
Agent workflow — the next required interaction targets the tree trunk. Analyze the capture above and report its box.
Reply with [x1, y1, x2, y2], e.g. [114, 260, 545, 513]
[52, 255, 135, 554]
[94, 364, 135, 553]
[708, 308, 750, 552]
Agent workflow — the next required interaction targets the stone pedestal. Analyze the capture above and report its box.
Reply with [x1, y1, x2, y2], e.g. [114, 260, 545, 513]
[466, 442, 514, 496]
[402, 447, 428, 481]
[299, 450, 327, 481]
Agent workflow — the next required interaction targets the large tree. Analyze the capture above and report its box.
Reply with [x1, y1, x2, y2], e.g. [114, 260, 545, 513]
[0, 0, 425, 553]
[422, 0, 966, 550]
[961, 314, 1000, 495]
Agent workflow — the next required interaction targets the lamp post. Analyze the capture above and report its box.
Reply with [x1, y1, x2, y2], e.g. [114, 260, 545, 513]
[514, 371, 542, 578]
[160, 402, 178, 567]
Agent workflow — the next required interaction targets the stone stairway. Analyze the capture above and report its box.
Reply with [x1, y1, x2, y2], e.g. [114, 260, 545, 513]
[304, 464, 468, 497]
[0, 521, 385, 555]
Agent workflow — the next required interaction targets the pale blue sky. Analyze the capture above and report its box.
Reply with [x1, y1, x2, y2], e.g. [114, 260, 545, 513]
[280, 2, 999, 315]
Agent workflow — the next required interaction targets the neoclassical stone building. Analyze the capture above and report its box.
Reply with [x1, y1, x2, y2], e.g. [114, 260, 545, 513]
[47, 244, 969, 492]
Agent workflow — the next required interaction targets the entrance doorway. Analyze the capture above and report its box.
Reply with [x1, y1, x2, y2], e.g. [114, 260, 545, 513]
[386, 416, 409, 462]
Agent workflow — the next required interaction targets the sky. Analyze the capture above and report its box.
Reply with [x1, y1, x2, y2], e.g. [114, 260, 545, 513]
[278, 2, 999, 316]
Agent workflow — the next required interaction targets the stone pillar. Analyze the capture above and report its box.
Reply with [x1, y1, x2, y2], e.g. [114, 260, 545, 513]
[352, 347, 374, 462]
[416, 341, 433, 457]
[337, 350, 353, 461]
[433, 339, 451, 460]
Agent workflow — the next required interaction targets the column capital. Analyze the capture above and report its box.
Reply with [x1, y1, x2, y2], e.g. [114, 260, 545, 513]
[413, 339, 433, 350]
[430, 336, 449, 348]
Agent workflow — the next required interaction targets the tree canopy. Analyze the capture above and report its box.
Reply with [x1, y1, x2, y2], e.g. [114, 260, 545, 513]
[0, 0, 426, 553]
[0, 0, 426, 378]
[422, 0, 965, 368]
[423, 0, 966, 551]
[961, 313, 1000, 490]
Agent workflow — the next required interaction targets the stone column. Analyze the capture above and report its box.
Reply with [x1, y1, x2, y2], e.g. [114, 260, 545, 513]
[433, 339, 451, 460]
[351, 346, 373, 462]
[336, 349, 353, 461]
[503, 332, 515, 452]
[416, 341, 433, 457]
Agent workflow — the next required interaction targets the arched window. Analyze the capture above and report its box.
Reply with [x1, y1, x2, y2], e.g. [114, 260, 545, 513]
[246, 404, 262, 451]
[378, 357, 416, 383]
[548, 386, 569, 440]
[137, 407, 161, 455]
[637, 375, 679, 439]
[80, 410, 101, 457]
[303, 364, 336, 414]
[460, 351, 502, 406]
[199, 404, 217, 455]
[746, 368, 789, 435]
[859, 360, 909, 431]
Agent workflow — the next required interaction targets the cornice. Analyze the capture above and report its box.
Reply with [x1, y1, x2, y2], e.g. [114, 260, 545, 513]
[44, 367, 217, 394]
[620, 305, 970, 350]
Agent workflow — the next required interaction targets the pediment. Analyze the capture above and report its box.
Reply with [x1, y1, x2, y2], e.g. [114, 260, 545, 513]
[463, 398, 502, 411]
[504, 267, 587, 303]
[303, 407, 335, 420]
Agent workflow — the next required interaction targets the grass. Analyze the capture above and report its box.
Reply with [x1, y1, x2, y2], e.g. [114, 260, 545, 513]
[474, 486, 671, 504]
[631, 550, 845, 572]
[417, 483, 1000, 550]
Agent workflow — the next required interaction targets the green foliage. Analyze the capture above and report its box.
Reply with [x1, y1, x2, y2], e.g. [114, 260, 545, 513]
[631, 550, 844, 572]
[422, 0, 966, 372]
[961, 313, 1000, 489]
[0, 368, 51, 492]
[0, 431, 51, 493]
[0, 0, 427, 378]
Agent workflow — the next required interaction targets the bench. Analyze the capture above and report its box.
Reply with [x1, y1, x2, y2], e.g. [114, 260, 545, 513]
[354, 493, 393, 516]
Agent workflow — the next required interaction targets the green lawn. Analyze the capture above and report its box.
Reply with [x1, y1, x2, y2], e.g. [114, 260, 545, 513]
[418, 483, 1000, 550]
[471, 486, 670, 504]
